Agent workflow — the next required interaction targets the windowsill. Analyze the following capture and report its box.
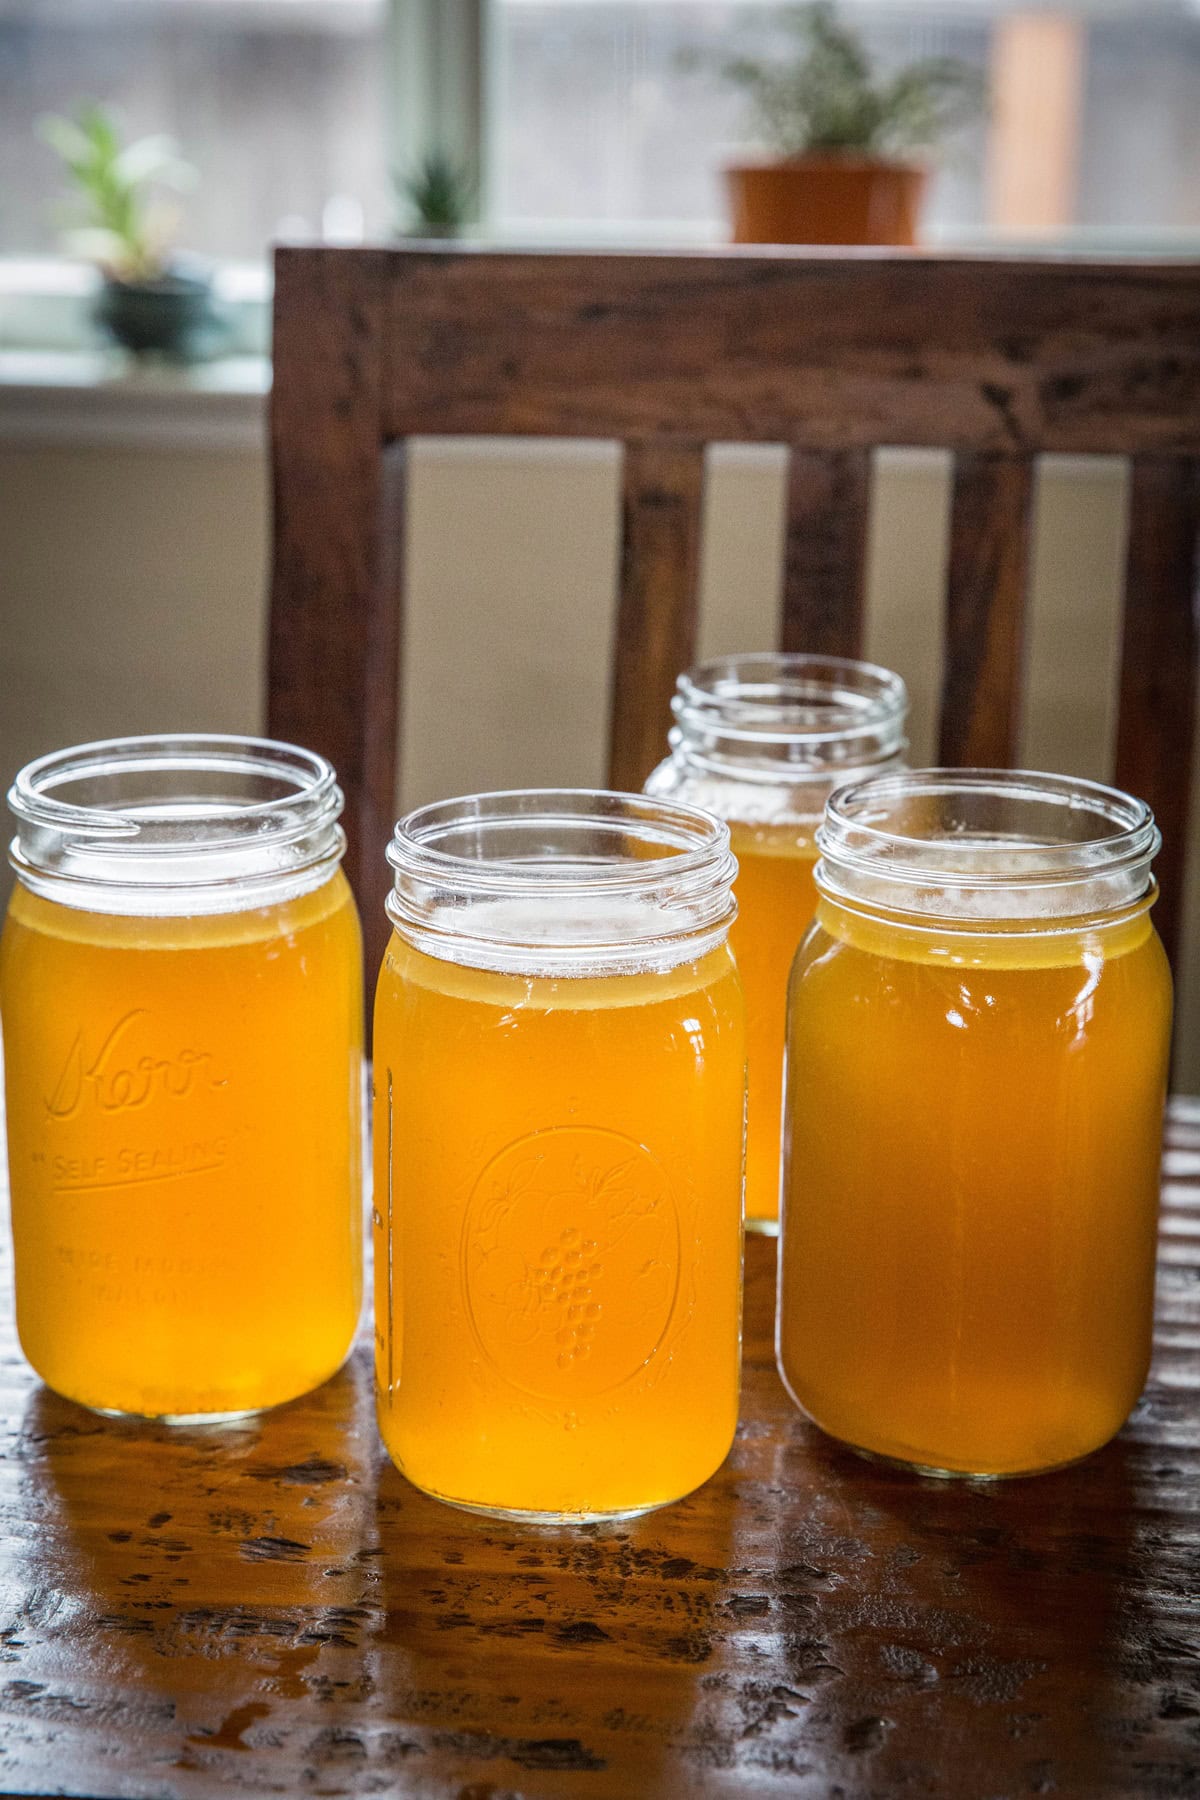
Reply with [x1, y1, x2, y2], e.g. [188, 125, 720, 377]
[0, 258, 270, 447]
[0, 258, 270, 354]
[0, 350, 269, 451]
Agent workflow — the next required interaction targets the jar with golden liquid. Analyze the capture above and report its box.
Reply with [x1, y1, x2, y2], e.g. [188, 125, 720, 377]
[0, 735, 363, 1420]
[778, 769, 1171, 1478]
[645, 654, 908, 1233]
[373, 789, 745, 1521]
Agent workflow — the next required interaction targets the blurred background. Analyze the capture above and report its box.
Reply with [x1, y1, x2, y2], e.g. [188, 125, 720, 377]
[4, 0, 1200, 252]
[2, 0, 1199, 1065]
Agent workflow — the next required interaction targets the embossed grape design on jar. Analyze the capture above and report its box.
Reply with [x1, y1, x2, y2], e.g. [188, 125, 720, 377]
[373, 790, 746, 1521]
[0, 735, 363, 1420]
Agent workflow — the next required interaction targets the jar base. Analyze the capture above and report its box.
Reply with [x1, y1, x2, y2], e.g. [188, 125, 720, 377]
[393, 1471, 695, 1525]
[844, 1439, 1107, 1481]
[418, 1491, 681, 1525]
[777, 1364, 1127, 1479]
[85, 1401, 269, 1427]
[34, 1340, 357, 1426]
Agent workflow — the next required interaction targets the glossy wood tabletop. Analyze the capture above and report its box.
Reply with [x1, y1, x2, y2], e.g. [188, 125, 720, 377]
[1, 1108, 1198, 1800]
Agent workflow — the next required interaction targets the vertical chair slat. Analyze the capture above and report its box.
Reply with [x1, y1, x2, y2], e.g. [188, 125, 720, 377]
[1114, 456, 1200, 973]
[362, 441, 410, 989]
[779, 447, 872, 657]
[938, 451, 1035, 767]
[268, 248, 400, 992]
[607, 439, 706, 793]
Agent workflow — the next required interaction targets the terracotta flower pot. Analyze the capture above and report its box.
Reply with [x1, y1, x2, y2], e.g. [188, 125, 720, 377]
[726, 158, 927, 247]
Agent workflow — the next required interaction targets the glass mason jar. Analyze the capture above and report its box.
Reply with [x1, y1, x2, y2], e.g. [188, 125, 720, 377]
[373, 789, 746, 1521]
[0, 735, 363, 1421]
[778, 769, 1172, 1478]
[645, 654, 908, 1233]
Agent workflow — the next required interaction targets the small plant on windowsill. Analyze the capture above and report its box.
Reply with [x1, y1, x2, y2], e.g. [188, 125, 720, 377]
[707, 2, 981, 246]
[395, 150, 476, 240]
[39, 103, 221, 359]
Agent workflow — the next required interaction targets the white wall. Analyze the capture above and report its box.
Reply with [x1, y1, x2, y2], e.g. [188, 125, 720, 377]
[2, 435, 1197, 1081]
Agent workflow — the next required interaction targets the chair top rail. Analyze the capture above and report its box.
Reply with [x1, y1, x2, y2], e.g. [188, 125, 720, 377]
[278, 246, 1200, 457]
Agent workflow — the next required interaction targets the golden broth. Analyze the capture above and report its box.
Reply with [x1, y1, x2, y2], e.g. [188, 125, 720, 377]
[373, 932, 745, 1517]
[0, 874, 363, 1418]
[778, 896, 1171, 1476]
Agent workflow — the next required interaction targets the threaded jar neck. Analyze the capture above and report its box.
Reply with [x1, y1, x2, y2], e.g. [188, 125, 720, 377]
[8, 734, 345, 917]
[385, 788, 738, 975]
[668, 654, 908, 785]
[816, 768, 1160, 931]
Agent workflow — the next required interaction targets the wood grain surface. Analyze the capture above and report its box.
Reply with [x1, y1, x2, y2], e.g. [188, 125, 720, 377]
[1, 1105, 1199, 1798]
[1114, 458, 1200, 976]
[938, 452, 1034, 769]
[608, 440, 705, 794]
[779, 447, 871, 659]
[377, 250, 1200, 454]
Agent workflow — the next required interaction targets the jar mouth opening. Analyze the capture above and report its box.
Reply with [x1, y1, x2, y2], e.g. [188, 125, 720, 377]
[10, 734, 339, 848]
[388, 789, 731, 893]
[386, 789, 739, 973]
[8, 734, 345, 914]
[675, 654, 909, 748]
[817, 768, 1160, 922]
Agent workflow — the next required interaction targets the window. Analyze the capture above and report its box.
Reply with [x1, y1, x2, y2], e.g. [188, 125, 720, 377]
[488, 0, 1200, 243]
[0, 0, 391, 260]
[488, 1, 988, 240]
[2, 0, 1198, 270]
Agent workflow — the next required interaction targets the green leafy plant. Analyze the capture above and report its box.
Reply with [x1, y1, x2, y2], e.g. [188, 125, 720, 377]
[396, 150, 476, 236]
[715, 2, 981, 159]
[38, 103, 196, 280]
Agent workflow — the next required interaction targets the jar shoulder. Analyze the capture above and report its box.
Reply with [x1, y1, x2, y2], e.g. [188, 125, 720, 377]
[1, 867, 356, 958]
[376, 931, 744, 1027]
[790, 915, 1172, 1015]
[643, 756, 822, 827]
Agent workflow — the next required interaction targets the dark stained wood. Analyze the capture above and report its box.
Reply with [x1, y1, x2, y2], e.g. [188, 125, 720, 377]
[1115, 458, 1200, 973]
[780, 447, 871, 657]
[379, 250, 1200, 454]
[268, 250, 403, 991]
[939, 451, 1035, 767]
[608, 440, 705, 793]
[2, 1104, 1200, 1797]
[270, 246, 1200, 982]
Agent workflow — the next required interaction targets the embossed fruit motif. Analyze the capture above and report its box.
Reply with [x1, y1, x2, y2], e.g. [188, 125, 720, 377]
[462, 1126, 681, 1403]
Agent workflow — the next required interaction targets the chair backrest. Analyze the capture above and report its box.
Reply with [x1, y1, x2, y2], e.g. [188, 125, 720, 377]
[269, 246, 1200, 987]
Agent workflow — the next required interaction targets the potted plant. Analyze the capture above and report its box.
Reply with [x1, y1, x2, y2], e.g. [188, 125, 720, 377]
[395, 151, 476, 240]
[39, 104, 221, 358]
[714, 2, 980, 246]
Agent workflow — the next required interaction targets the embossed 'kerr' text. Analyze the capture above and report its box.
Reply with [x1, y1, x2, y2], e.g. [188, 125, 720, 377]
[44, 1011, 228, 1121]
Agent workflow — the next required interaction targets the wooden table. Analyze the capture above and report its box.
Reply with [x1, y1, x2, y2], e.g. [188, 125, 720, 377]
[1, 1108, 1198, 1800]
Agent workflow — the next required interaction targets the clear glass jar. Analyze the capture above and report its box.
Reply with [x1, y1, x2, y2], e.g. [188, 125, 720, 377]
[778, 768, 1172, 1478]
[0, 735, 363, 1421]
[373, 789, 745, 1521]
[645, 653, 908, 1233]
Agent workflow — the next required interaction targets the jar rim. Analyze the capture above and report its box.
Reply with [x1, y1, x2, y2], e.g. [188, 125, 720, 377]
[10, 732, 338, 834]
[388, 787, 728, 888]
[8, 733, 345, 914]
[817, 767, 1160, 923]
[386, 788, 738, 972]
[675, 653, 909, 748]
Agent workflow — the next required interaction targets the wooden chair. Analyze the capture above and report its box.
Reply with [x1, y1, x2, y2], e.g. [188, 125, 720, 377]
[268, 247, 1200, 987]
